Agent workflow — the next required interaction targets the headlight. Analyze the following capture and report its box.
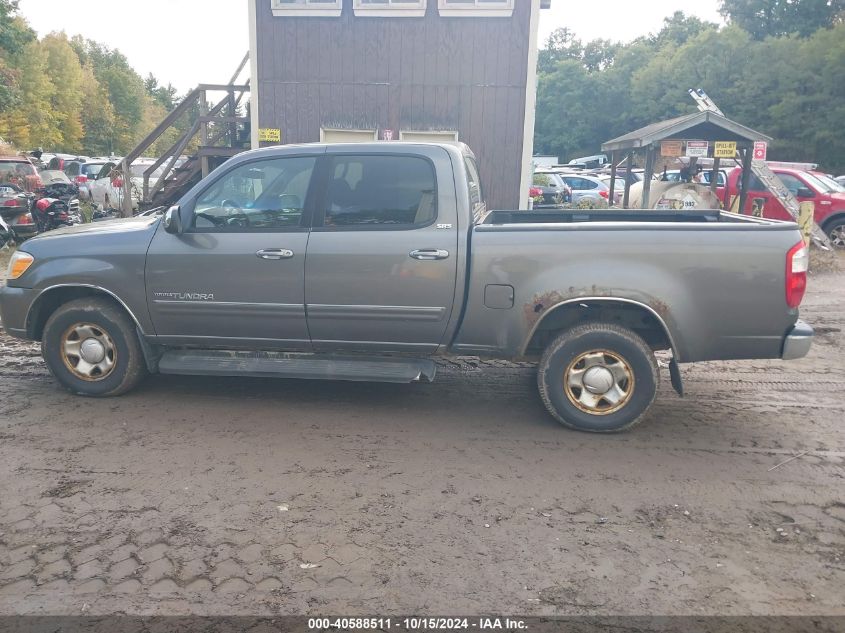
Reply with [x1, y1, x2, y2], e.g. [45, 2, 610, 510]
[7, 251, 34, 280]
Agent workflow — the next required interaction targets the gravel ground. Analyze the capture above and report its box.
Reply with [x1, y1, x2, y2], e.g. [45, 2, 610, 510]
[0, 259, 843, 617]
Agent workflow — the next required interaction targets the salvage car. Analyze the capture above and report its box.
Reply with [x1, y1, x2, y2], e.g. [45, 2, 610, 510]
[0, 155, 42, 239]
[0, 143, 814, 432]
[88, 159, 164, 211]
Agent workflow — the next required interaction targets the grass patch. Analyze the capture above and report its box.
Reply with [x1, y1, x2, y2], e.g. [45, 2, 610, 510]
[80, 201, 95, 223]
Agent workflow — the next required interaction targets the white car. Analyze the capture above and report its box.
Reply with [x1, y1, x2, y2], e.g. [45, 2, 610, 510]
[89, 160, 164, 211]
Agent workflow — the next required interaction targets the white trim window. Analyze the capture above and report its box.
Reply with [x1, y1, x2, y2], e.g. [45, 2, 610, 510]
[399, 130, 459, 145]
[438, 0, 514, 17]
[271, 0, 343, 17]
[320, 128, 379, 143]
[354, 0, 427, 17]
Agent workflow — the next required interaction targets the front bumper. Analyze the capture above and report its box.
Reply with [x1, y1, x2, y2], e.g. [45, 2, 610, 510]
[781, 320, 813, 360]
[0, 285, 37, 340]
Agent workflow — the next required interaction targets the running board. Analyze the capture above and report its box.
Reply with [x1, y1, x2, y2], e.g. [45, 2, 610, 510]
[157, 349, 437, 383]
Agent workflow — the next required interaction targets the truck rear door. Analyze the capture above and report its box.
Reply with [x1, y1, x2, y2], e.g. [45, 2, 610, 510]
[304, 148, 459, 353]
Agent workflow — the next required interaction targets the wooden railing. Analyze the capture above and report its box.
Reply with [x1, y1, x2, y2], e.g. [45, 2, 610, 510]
[119, 53, 250, 214]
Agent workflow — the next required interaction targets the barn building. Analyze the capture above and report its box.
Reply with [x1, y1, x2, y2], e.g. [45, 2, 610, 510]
[247, 0, 550, 209]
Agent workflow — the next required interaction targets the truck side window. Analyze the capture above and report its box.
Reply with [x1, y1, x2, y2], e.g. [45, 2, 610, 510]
[192, 156, 315, 231]
[323, 155, 437, 228]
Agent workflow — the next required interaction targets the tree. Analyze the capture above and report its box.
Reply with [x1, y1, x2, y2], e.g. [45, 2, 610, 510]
[537, 28, 582, 74]
[0, 2, 35, 114]
[144, 73, 179, 111]
[0, 1, 35, 56]
[0, 40, 58, 147]
[41, 33, 85, 150]
[719, 0, 845, 38]
[70, 38, 147, 153]
[79, 63, 116, 155]
[650, 11, 719, 46]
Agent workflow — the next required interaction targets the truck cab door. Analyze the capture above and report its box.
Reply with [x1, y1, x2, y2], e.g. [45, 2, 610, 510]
[145, 153, 319, 349]
[304, 149, 459, 353]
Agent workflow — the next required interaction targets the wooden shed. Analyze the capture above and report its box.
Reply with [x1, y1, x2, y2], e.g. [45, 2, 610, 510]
[248, 0, 550, 209]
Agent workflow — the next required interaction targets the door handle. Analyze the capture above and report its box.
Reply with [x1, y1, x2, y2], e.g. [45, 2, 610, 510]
[410, 249, 450, 261]
[256, 248, 294, 260]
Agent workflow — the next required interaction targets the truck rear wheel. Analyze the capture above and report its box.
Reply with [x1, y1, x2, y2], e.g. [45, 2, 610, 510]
[537, 323, 658, 432]
[42, 298, 147, 397]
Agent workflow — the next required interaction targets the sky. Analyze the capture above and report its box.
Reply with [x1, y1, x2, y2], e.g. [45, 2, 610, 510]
[18, 0, 725, 94]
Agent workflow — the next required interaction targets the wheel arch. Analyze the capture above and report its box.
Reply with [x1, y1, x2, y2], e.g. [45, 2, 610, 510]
[523, 297, 678, 360]
[26, 285, 145, 341]
[821, 211, 845, 232]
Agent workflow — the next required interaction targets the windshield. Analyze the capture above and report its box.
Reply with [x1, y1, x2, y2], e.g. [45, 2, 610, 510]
[0, 160, 39, 191]
[813, 172, 845, 193]
[82, 163, 107, 176]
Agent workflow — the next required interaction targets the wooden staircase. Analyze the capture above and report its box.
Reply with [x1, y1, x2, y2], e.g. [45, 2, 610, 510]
[118, 54, 251, 214]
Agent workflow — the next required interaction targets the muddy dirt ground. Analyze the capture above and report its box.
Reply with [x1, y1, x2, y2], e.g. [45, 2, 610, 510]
[0, 253, 843, 617]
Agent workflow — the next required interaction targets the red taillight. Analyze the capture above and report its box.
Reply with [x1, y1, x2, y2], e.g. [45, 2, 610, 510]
[529, 186, 543, 197]
[75, 175, 87, 184]
[3, 199, 19, 207]
[599, 190, 609, 199]
[786, 241, 809, 309]
[111, 177, 123, 188]
[17, 212, 34, 225]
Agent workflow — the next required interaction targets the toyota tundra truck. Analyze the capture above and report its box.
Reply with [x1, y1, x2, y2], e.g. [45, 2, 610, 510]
[0, 143, 814, 432]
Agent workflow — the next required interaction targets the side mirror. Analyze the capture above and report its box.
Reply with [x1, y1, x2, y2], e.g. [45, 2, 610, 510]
[163, 205, 183, 234]
[796, 187, 814, 199]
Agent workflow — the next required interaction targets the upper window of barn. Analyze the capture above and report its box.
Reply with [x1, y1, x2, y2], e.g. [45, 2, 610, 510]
[354, 0, 427, 16]
[271, 0, 343, 17]
[438, 0, 514, 17]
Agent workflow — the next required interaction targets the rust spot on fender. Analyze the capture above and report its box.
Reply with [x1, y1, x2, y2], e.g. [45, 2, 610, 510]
[523, 287, 627, 328]
[650, 299, 671, 319]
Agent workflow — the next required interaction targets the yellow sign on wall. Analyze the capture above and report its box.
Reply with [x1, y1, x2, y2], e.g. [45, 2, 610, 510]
[660, 140, 683, 157]
[258, 128, 282, 143]
[714, 141, 737, 158]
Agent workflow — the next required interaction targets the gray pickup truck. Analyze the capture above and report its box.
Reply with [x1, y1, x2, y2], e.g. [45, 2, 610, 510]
[0, 143, 814, 432]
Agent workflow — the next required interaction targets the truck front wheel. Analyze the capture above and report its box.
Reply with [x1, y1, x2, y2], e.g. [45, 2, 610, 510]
[42, 298, 147, 397]
[537, 323, 658, 432]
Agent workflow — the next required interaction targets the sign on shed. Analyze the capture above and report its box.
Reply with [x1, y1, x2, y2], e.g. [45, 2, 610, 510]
[686, 141, 709, 158]
[258, 128, 282, 143]
[714, 141, 737, 158]
[660, 141, 683, 157]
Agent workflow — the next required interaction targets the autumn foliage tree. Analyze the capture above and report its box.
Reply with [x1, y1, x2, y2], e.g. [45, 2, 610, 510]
[0, 1, 186, 156]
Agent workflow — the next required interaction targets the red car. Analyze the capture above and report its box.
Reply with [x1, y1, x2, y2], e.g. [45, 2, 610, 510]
[720, 167, 845, 248]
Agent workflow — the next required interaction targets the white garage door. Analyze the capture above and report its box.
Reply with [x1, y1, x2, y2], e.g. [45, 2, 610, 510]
[320, 129, 378, 143]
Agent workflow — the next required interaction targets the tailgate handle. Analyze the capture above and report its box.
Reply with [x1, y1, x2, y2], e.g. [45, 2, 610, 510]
[256, 248, 294, 260]
[410, 249, 449, 261]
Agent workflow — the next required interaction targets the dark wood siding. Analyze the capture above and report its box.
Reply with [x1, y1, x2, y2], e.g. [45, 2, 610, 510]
[255, 0, 532, 209]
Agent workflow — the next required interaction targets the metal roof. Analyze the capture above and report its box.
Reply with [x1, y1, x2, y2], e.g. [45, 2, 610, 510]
[601, 110, 772, 153]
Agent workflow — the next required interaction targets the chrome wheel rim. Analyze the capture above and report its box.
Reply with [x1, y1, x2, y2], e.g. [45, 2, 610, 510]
[564, 350, 634, 415]
[830, 225, 845, 249]
[61, 323, 117, 381]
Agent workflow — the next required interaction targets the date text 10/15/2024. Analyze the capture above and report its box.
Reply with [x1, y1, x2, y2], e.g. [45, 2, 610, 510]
[308, 618, 528, 630]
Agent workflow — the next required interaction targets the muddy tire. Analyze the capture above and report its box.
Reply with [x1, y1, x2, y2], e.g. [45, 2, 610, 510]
[537, 323, 658, 432]
[42, 298, 147, 397]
